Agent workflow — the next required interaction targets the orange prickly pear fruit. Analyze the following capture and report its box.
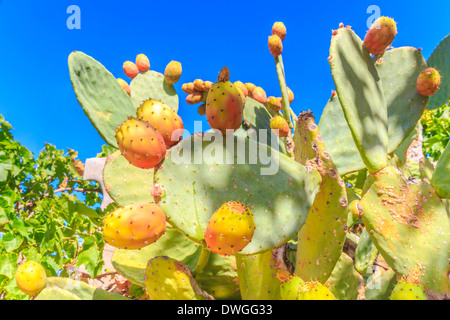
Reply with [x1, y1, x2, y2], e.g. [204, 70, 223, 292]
[136, 54, 150, 73]
[287, 87, 294, 104]
[272, 22, 286, 41]
[251, 86, 267, 104]
[363, 17, 397, 56]
[115, 117, 166, 169]
[416, 67, 441, 97]
[117, 78, 131, 96]
[268, 34, 283, 57]
[164, 61, 182, 84]
[270, 115, 290, 137]
[123, 61, 139, 79]
[205, 67, 244, 135]
[203, 81, 214, 92]
[15, 261, 47, 296]
[186, 92, 204, 105]
[182, 82, 196, 94]
[103, 202, 166, 250]
[137, 99, 184, 148]
[193, 79, 205, 91]
[234, 81, 248, 97]
[267, 96, 282, 112]
[204, 201, 255, 256]
[245, 83, 256, 96]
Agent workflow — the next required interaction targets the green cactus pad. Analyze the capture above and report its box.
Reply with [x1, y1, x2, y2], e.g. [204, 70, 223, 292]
[426, 34, 450, 110]
[390, 281, 427, 300]
[364, 268, 397, 300]
[325, 253, 361, 300]
[318, 94, 365, 175]
[293, 112, 348, 283]
[360, 166, 449, 295]
[130, 71, 179, 112]
[354, 228, 378, 275]
[112, 227, 200, 285]
[329, 28, 388, 173]
[376, 47, 428, 152]
[154, 133, 321, 255]
[235, 251, 281, 300]
[431, 141, 450, 198]
[35, 277, 129, 300]
[242, 97, 286, 154]
[144, 256, 213, 300]
[68, 51, 135, 148]
[103, 150, 155, 205]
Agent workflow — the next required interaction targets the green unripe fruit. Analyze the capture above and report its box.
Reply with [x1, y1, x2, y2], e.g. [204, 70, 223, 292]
[279, 271, 305, 300]
[15, 261, 47, 296]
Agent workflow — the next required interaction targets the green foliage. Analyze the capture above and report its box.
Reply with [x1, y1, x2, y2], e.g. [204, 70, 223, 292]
[421, 103, 450, 162]
[0, 114, 107, 300]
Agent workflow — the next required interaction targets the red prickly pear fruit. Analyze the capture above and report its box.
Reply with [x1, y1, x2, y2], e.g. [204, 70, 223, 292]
[416, 67, 441, 97]
[136, 54, 150, 73]
[270, 115, 290, 137]
[272, 22, 286, 41]
[103, 202, 166, 250]
[115, 117, 166, 169]
[15, 261, 47, 296]
[268, 34, 283, 57]
[245, 83, 256, 96]
[123, 61, 139, 79]
[117, 78, 131, 96]
[203, 81, 214, 92]
[363, 17, 397, 56]
[186, 92, 204, 105]
[234, 81, 248, 97]
[193, 79, 205, 92]
[267, 96, 283, 112]
[164, 61, 182, 84]
[137, 99, 184, 148]
[197, 104, 206, 116]
[206, 67, 244, 135]
[251, 86, 267, 104]
[204, 201, 255, 256]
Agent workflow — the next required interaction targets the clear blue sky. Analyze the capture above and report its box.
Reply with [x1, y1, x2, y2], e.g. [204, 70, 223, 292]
[0, 0, 449, 162]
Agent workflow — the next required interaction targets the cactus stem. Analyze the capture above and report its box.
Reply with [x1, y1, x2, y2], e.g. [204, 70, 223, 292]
[274, 55, 293, 129]
[193, 247, 211, 277]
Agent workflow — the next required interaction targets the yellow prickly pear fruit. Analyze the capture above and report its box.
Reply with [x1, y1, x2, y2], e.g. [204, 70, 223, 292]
[204, 201, 255, 256]
[245, 83, 256, 96]
[298, 281, 336, 300]
[136, 54, 150, 73]
[251, 87, 267, 104]
[416, 67, 441, 97]
[182, 82, 195, 94]
[193, 79, 205, 92]
[234, 81, 248, 97]
[363, 16, 397, 56]
[103, 202, 167, 250]
[272, 22, 286, 41]
[270, 115, 290, 137]
[123, 61, 139, 79]
[15, 261, 47, 296]
[267, 96, 282, 112]
[164, 60, 182, 84]
[287, 87, 294, 104]
[203, 81, 214, 92]
[117, 78, 131, 96]
[268, 34, 283, 57]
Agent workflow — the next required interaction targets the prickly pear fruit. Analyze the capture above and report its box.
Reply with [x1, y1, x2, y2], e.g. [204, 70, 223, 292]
[137, 99, 184, 148]
[15, 261, 47, 296]
[268, 35, 283, 57]
[203, 81, 213, 92]
[270, 115, 290, 137]
[186, 92, 204, 105]
[390, 281, 427, 300]
[164, 60, 182, 84]
[204, 201, 255, 256]
[182, 82, 195, 94]
[416, 67, 441, 97]
[267, 96, 283, 112]
[272, 22, 286, 41]
[234, 81, 248, 97]
[278, 270, 305, 300]
[197, 104, 206, 116]
[136, 54, 150, 73]
[117, 78, 131, 96]
[245, 83, 256, 96]
[123, 61, 139, 79]
[363, 17, 397, 56]
[205, 67, 244, 135]
[193, 79, 205, 92]
[115, 117, 166, 169]
[251, 87, 267, 104]
[103, 202, 166, 250]
[298, 281, 336, 300]
[287, 87, 294, 104]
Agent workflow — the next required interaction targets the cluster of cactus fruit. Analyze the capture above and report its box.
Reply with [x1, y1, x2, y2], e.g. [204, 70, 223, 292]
[16, 16, 449, 300]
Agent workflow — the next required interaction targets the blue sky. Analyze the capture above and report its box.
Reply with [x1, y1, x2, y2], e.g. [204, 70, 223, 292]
[0, 0, 449, 162]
